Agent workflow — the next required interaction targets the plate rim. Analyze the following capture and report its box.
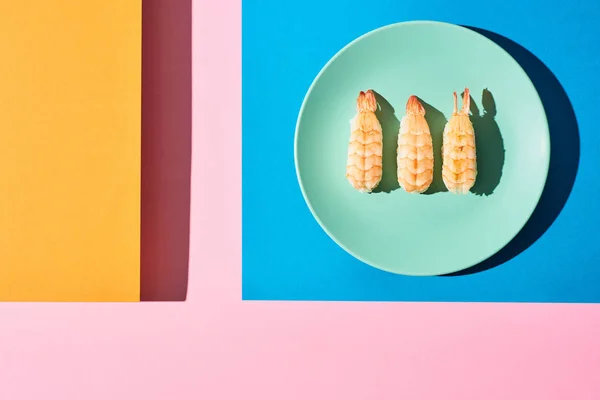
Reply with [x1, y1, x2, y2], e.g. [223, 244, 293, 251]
[293, 20, 551, 276]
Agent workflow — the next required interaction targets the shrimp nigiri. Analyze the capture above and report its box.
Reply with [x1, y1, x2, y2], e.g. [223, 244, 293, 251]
[396, 95, 434, 193]
[346, 90, 383, 193]
[441, 88, 477, 194]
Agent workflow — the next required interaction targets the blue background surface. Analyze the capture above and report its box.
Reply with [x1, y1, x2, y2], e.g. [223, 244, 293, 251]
[242, 0, 599, 302]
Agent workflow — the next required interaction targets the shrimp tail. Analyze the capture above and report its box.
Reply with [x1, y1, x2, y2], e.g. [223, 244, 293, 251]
[461, 87, 470, 115]
[357, 89, 378, 113]
[453, 91, 458, 115]
[406, 95, 425, 116]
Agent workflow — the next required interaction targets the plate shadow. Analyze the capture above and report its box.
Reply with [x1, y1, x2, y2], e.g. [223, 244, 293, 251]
[141, 0, 192, 300]
[444, 26, 580, 276]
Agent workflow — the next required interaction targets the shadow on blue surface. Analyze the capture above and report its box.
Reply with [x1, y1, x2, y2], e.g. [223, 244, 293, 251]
[444, 26, 580, 276]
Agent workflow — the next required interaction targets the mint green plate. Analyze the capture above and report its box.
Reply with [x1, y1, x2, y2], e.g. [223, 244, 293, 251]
[294, 21, 550, 276]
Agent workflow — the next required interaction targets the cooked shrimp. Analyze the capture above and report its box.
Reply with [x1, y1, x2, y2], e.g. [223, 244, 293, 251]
[346, 90, 383, 193]
[441, 88, 477, 194]
[396, 95, 434, 193]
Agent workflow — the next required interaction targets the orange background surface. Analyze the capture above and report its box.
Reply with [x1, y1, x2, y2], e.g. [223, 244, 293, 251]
[0, 1, 141, 301]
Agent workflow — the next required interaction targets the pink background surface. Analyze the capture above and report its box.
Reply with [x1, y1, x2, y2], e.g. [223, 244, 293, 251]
[1, 1, 600, 398]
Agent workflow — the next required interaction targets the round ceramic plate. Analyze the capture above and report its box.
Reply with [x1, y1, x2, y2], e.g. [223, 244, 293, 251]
[294, 21, 550, 276]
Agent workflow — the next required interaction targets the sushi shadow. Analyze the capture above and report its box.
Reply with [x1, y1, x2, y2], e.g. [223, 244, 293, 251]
[419, 98, 448, 195]
[467, 89, 505, 197]
[443, 26, 580, 276]
[371, 90, 400, 193]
